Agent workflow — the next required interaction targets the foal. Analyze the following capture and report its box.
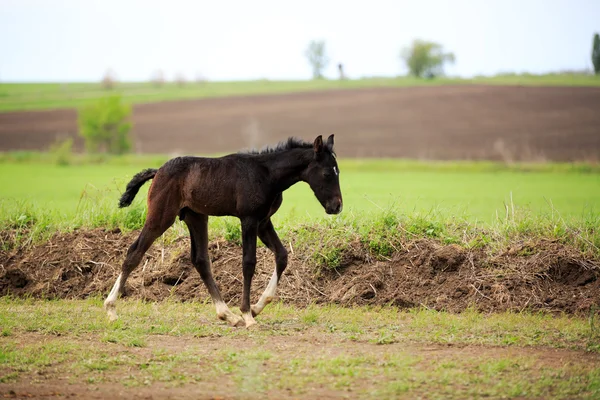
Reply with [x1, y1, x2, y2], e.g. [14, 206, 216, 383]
[104, 134, 342, 328]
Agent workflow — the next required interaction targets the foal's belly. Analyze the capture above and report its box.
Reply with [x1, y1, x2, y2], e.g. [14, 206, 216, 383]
[185, 186, 237, 217]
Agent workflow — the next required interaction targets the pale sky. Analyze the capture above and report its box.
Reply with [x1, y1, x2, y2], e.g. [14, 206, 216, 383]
[1, 0, 599, 82]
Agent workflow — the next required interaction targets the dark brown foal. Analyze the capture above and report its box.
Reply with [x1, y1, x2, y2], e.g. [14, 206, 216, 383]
[104, 135, 343, 328]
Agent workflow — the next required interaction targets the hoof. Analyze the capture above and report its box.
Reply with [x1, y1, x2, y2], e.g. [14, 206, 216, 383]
[105, 303, 118, 322]
[233, 317, 246, 328]
[251, 296, 273, 317]
[107, 310, 118, 322]
[219, 311, 245, 328]
[243, 312, 257, 329]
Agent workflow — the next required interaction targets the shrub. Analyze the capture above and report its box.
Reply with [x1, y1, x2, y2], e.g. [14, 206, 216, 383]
[77, 95, 133, 155]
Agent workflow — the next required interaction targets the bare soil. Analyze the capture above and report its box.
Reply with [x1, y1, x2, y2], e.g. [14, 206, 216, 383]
[1, 228, 598, 315]
[1, 86, 599, 161]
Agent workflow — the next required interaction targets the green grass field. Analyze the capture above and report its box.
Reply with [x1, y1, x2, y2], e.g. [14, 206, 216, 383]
[1, 156, 598, 258]
[1, 74, 599, 112]
[1, 158, 598, 226]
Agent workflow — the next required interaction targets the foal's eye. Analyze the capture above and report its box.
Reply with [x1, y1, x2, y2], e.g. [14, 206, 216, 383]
[323, 166, 338, 179]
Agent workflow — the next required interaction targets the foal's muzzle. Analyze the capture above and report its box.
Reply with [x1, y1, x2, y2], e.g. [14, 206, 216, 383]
[325, 197, 343, 215]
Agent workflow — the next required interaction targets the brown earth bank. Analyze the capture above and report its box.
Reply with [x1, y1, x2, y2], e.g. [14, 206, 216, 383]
[1, 86, 599, 161]
[1, 229, 599, 315]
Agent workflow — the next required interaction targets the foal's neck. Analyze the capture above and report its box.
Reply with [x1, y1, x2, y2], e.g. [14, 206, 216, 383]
[261, 148, 313, 192]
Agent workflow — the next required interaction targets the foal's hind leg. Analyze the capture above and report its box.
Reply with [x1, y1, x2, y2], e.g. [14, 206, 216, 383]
[104, 202, 177, 321]
[252, 218, 288, 317]
[184, 210, 244, 327]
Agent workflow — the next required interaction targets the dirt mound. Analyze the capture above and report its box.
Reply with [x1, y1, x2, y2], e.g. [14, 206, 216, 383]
[1, 86, 600, 161]
[1, 229, 599, 315]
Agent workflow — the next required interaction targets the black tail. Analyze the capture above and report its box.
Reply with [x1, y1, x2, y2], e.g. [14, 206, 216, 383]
[118, 168, 158, 208]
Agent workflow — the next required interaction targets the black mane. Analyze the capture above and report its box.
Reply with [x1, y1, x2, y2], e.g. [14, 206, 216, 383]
[241, 137, 314, 155]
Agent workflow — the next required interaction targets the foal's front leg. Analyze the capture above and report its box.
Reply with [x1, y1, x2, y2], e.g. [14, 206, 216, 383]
[240, 218, 259, 328]
[252, 219, 288, 317]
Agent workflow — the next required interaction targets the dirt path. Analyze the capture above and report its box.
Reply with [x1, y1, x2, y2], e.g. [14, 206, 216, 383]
[2, 331, 599, 399]
[1, 86, 599, 161]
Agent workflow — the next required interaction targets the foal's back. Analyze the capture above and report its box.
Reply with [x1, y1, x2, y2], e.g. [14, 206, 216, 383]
[152, 154, 271, 218]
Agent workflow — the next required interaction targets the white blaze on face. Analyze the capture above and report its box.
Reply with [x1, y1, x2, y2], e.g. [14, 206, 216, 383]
[333, 166, 338, 176]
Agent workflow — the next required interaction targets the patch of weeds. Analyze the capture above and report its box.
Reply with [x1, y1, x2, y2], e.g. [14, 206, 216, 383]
[315, 355, 370, 377]
[500, 334, 520, 345]
[120, 204, 147, 230]
[441, 234, 461, 245]
[340, 323, 363, 336]
[366, 239, 395, 258]
[248, 350, 273, 361]
[478, 358, 523, 377]
[359, 210, 400, 259]
[0, 341, 80, 372]
[48, 137, 73, 166]
[192, 325, 223, 338]
[147, 367, 187, 384]
[102, 330, 147, 348]
[223, 218, 241, 245]
[85, 376, 107, 384]
[290, 220, 355, 271]
[0, 372, 19, 383]
[467, 233, 492, 249]
[80, 359, 112, 372]
[437, 360, 458, 370]
[405, 216, 444, 238]
[587, 306, 600, 352]
[301, 308, 320, 325]
[586, 368, 600, 393]
[371, 329, 396, 345]
[385, 380, 411, 395]
[1, 327, 12, 337]
[214, 350, 242, 374]
[315, 247, 343, 269]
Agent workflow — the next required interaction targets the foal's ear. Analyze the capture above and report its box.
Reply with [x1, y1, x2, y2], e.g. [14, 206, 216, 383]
[313, 135, 324, 154]
[326, 134, 334, 151]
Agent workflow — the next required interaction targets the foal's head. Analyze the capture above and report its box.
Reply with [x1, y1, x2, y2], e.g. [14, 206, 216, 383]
[305, 134, 343, 215]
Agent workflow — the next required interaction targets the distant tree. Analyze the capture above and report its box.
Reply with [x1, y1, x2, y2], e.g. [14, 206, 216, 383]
[305, 40, 330, 79]
[101, 69, 117, 90]
[78, 95, 133, 155]
[592, 33, 600, 75]
[401, 39, 455, 78]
